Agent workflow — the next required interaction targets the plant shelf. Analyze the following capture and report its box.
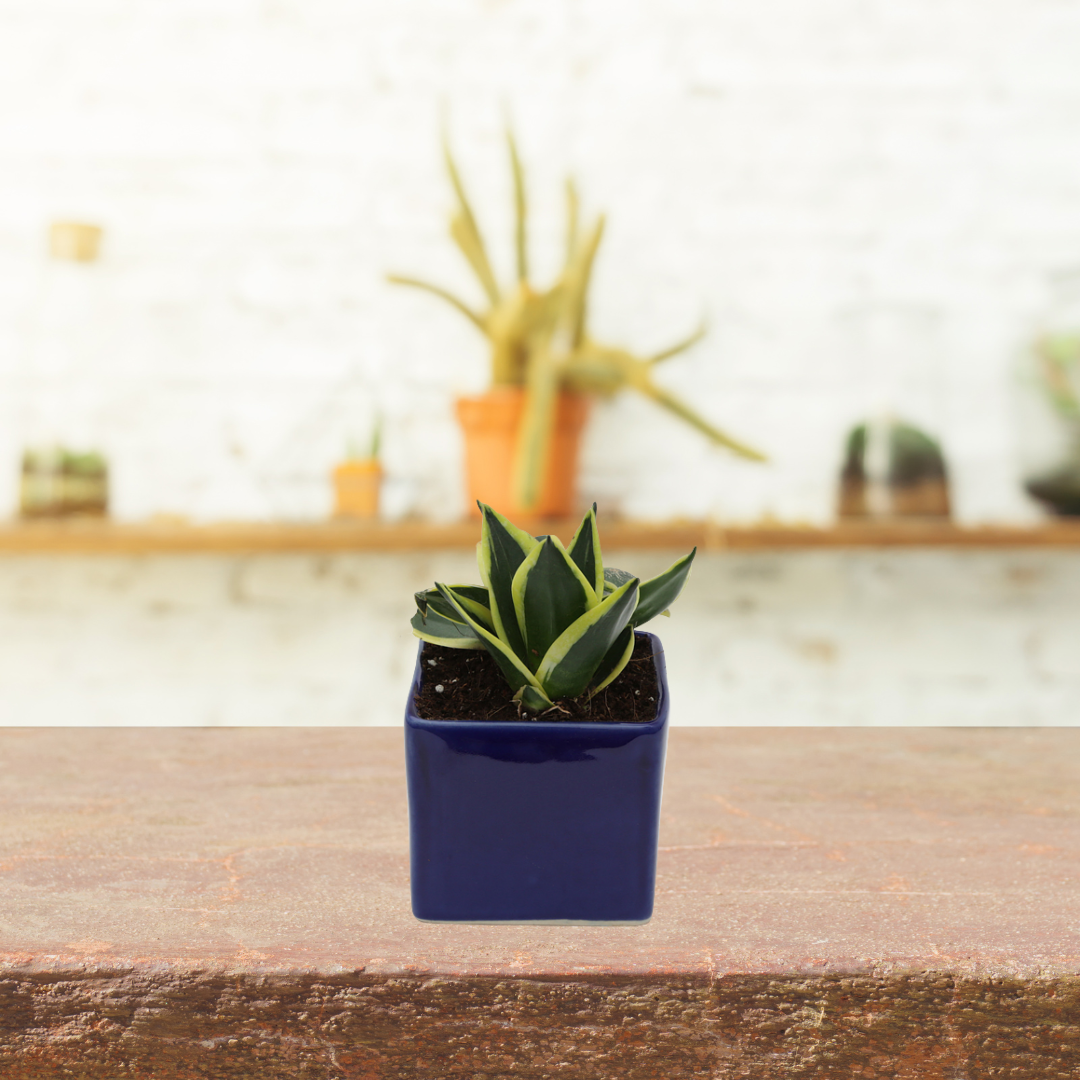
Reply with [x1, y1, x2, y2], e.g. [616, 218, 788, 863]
[0, 518, 1078, 554]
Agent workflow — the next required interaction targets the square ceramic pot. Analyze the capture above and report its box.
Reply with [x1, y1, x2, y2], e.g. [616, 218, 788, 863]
[405, 631, 669, 924]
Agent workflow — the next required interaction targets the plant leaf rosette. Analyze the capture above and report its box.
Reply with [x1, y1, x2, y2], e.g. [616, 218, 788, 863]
[404, 503, 694, 924]
[411, 502, 694, 714]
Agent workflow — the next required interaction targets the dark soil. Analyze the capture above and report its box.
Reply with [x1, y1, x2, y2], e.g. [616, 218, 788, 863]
[413, 634, 660, 723]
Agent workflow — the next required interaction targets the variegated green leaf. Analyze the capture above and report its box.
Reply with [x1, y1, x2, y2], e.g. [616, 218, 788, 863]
[436, 583, 552, 707]
[477, 503, 538, 660]
[415, 585, 493, 630]
[514, 684, 553, 712]
[510, 536, 594, 671]
[444, 584, 493, 626]
[449, 583, 492, 606]
[603, 566, 636, 593]
[415, 589, 462, 623]
[410, 603, 485, 650]
[633, 548, 696, 627]
[567, 503, 603, 596]
[535, 577, 639, 701]
[588, 625, 636, 695]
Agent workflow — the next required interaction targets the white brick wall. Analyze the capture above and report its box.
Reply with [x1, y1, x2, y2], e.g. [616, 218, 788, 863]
[2, 0, 1080, 522]
[0, 549, 1075, 726]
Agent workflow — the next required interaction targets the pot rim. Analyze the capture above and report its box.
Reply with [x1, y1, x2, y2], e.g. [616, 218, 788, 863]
[405, 630, 669, 735]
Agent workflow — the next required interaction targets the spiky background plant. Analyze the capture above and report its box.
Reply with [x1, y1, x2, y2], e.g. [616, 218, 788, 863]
[389, 131, 765, 511]
[1025, 335, 1080, 514]
[412, 503, 694, 714]
[1035, 335, 1080, 429]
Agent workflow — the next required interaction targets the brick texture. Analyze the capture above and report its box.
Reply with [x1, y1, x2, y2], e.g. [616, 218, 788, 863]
[0, 548, 1076, 725]
[1, 1, 1079, 524]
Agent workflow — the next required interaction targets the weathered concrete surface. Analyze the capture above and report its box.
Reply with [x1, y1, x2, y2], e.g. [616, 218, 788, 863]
[1, 727, 1078, 1078]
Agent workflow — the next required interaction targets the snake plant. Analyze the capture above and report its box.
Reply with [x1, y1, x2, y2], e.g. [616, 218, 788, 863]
[389, 131, 765, 511]
[411, 502, 694, 713]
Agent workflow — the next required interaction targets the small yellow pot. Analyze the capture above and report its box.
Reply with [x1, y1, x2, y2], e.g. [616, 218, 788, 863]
[50, 222, 103, 262]
[332, 459, 382, 519]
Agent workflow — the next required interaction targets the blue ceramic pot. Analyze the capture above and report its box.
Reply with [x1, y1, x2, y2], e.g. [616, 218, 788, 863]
[405, 631, 669, 924]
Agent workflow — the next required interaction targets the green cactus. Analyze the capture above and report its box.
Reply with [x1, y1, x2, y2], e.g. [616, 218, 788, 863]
[389, 131, 765, 511]
[411, 502, 694, 714]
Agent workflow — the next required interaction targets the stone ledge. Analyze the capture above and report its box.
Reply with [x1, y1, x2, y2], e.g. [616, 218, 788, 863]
[1, 728, 1078, 1078]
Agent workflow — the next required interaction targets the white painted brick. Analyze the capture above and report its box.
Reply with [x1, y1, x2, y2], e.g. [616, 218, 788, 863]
[1, 1, 1080, 522]
[0, 550, 1075, 727]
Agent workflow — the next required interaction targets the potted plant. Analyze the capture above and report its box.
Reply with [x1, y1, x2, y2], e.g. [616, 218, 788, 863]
[19, 446, 108, 518]
[404, 501, 694, 923]
[1023, 335, 1080, 516]
[837, 416, 951, 519]
[331, 417, 383, 520]
[389, 132, 764, 518]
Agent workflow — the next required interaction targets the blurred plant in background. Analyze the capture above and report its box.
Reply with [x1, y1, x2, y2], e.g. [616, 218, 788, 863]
[1025, 335, 1080, 516]
[838, 417, 950, 520]
[331, 414, 383, 520]
[20, 447, 109, 518]
[390, 132, 764, 514]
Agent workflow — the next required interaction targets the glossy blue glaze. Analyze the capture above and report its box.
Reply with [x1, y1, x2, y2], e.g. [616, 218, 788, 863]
[405, 632, 669, 924]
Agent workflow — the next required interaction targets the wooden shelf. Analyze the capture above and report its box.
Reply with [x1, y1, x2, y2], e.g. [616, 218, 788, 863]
[1, 517, 1079, 554]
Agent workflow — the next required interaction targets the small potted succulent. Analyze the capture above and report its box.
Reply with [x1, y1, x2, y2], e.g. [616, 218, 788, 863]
[20, 446, 109, 518]
[331, 417, 383, 520]
[404, 501, 694, 923]
[837, 416, 951, 519]
[1023, 335, 1080, 516]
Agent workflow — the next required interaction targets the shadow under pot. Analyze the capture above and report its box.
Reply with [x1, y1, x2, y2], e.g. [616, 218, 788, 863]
[404, 631, 669, 924]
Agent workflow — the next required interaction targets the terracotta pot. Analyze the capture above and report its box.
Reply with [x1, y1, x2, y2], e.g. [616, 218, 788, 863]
[332, 459, 382, 519]
[455, 388, 590, 519]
